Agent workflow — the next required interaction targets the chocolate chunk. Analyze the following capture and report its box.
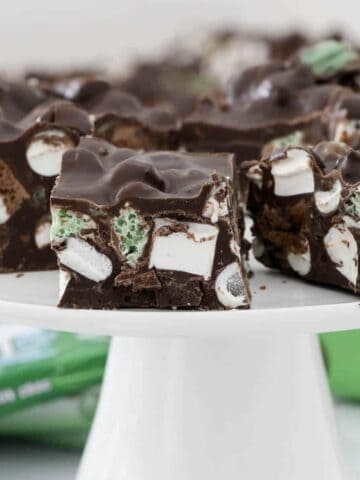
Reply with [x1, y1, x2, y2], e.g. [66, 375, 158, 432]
[0, 80, 92, 272]
[51, 137, 250, 310]
[27, 75, 180, 150]
[182, 66, 345, 172]
[243, 141, 360, 294]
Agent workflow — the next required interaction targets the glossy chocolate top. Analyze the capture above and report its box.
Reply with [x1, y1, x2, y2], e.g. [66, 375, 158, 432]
[27, 75, 180, 134]
[182, 59, 350, 159]
[184, 83, 343, 139]
[25, 69, 108, 102]
[0, 80, 48, 122]
[230, 63, 315, 102]
[53, 137, 235, 214]
[0, 84, 92, 144]
[79, 83, 179, 133]
[120, 55, 207, 117]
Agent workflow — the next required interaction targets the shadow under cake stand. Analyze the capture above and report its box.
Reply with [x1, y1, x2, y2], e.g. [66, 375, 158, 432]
[0, 258, 359, 480]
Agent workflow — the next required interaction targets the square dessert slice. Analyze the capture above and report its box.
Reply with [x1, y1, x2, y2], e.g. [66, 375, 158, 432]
[26, 76, 180, 151]
[0, 81, 92, 272]
[51, 137, 250, 310]
[243, 141, 360, 293]
[181, 62, 346, 172]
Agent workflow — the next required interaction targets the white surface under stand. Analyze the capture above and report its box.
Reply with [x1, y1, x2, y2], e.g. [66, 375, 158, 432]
[0, 261, 359, 480]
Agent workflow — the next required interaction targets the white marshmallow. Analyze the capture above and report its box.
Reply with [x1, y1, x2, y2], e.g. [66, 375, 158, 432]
[26, 129, 73, 177]
[202, 182, 229, 223]
[58, 237, 113, 282]
[246, 165, 263, 190]
[324, 224, 358, 286]
[271, 148, 315, 197]
[0, 196, 10, 224]
[149, 219, 218, 280]
[215, 262, 247, 308]
[334, 119, 360, 143]
[314, 179, 342, 215]
[35, 221, 51, 249]
[287, 241, 311, 276]
[59, 268, 71, 302]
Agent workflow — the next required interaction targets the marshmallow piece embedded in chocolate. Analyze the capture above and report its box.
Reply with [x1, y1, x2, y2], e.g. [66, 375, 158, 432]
[315, 179, 342, 214]
[287, 241, 311, 276]
[35, 220, 51, 249]
[26, 129, 75, 177]
[215, 262, 247, 308]
[324, 223, 358, 286]
[149, 219, 219, 280]
[271, 148, 314, 197]
[202, 182, 229, 223]
[0, 196, 10, 224]
[58, 237, 113, 282]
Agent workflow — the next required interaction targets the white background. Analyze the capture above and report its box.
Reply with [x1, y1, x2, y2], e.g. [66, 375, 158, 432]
[0, 0, 359, 69]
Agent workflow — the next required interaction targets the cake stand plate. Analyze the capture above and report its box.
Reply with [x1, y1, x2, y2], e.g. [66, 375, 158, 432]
[0, 259, 359, 480]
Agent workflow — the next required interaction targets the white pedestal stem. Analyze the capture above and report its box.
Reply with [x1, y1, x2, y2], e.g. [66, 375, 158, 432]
[77, 333, 350, 480]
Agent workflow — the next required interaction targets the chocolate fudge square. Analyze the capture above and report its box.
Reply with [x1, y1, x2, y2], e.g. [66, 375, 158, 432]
[243, 142, 360, 293]
[27, 76, 180, 151]
[0, 80, 92, 272]
[182, 63, 346, 171]
[51, 137, 250, 310]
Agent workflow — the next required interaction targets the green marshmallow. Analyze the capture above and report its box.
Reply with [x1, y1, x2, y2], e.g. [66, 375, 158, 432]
[112, 207, 149, 267]
[271, 130, 304, 149]
[50, 208, 94, 242]
[346, 188, 360, 217]
[299, 40, 359, 77]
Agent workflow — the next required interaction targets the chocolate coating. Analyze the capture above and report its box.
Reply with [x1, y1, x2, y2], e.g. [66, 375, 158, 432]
[52, 137, 250, 310]
[30, 78, 180, 150]
[25, 69, 108, 102]
[182, 63, 345, 168]
[54, 137, 234, 215]
[80, 86, 180, 149]
[120, 56, 210, 117]
[243, 141, 360, 294]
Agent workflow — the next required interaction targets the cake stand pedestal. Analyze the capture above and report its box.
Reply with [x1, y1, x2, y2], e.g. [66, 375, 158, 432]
[0, 261, 358, 480]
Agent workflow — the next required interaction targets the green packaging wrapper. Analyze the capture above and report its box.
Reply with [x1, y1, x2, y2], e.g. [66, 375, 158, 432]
[0, 327, 109, 449]
[320, 331, 360, 401]
[0, 326, 358, 450]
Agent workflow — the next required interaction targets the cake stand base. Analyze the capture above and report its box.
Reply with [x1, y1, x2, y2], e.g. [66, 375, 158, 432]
[77, 332, 350, 480]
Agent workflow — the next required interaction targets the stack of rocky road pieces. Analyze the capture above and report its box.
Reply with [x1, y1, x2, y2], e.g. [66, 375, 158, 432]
[0, 34, 359, 310]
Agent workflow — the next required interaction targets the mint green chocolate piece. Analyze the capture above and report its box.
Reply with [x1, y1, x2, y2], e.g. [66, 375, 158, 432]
[50, 208, 94, 242]
[271, 130, 304, 149]
[346, 188, 360, 217]
[299, 40, 359, 77]
[112, 207, 149, 267]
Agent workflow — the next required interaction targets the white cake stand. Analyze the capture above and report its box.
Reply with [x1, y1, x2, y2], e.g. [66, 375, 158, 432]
[0, 259, 359, 480]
